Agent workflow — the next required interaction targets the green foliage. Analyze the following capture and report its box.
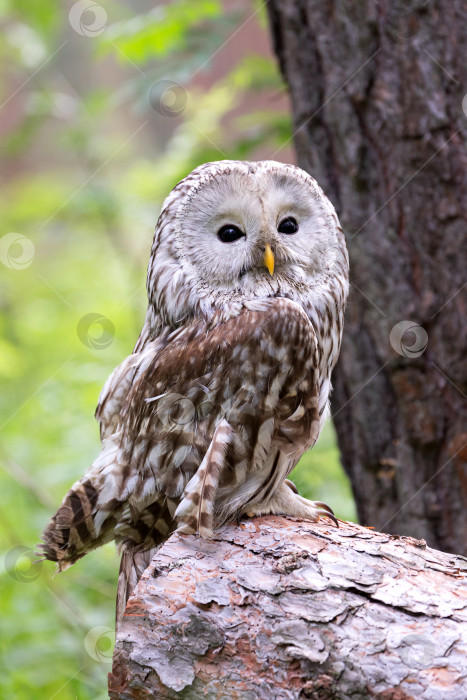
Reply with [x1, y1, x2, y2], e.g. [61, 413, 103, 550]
[0, 2, 356, 698]
[0, 0, 59, 39]
[101, 1, 224, 62]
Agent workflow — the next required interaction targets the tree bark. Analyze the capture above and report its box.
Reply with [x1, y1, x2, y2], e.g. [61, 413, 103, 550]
[265, 0, 467, 554]
[109, 516, 467, 699]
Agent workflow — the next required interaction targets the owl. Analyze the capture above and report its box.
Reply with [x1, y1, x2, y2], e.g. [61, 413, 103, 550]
[40, 160, 349, 619]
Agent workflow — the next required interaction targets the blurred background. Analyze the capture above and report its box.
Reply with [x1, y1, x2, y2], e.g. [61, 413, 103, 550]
[0, 1, 356, 697]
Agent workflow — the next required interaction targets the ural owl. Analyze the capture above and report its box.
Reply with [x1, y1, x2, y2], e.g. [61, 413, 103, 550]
[40, 160, 349, 619]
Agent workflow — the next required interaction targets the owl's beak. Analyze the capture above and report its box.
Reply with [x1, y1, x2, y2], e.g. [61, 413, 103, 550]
[263, 244, 275, 276]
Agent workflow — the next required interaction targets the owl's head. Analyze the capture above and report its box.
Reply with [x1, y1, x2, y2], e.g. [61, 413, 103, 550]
[147, 161, 348, 326]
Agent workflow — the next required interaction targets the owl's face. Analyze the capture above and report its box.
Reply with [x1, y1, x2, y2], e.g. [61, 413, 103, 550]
[148, 161, 347, 324]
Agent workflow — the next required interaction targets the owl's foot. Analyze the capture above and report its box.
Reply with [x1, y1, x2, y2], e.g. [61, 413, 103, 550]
[243, 480, 338, 527]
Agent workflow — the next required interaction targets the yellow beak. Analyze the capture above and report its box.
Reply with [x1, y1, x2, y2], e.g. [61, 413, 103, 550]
[263, 244, 275, 276]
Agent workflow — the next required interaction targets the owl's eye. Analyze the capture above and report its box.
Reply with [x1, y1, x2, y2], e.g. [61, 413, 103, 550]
[278, 217, 299, 234]
[217, 224, 245, 243]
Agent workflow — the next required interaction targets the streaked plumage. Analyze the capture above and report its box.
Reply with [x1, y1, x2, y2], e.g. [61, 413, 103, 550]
[40, 160, 349, 619]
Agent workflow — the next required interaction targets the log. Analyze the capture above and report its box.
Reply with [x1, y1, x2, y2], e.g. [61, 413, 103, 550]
[109, 516, 467, 699]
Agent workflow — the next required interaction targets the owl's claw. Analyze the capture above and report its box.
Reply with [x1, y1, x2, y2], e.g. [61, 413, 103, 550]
[284, 483, 337, 524]
[315, 507, 339, 528]
[313, 501, 338, 527]
[284, 478, 298, 494]
[313, 501, 335, 516]
[243, 482, 339, 528]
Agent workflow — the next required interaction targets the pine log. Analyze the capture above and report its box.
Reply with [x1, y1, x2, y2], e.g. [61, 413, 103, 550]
[109, 516, 467, 699]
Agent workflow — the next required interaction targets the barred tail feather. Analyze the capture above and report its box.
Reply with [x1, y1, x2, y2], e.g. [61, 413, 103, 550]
[116, 547, 157, 624]
[38, 438, 123, 570]
[39, 476, 118, 571]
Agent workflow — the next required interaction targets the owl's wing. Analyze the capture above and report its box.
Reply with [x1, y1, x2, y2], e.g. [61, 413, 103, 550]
[95, 354, 138, 440]
[94, 329, 169, 441]
[118, 296, 321, 537]
[40, 298, 320, 573]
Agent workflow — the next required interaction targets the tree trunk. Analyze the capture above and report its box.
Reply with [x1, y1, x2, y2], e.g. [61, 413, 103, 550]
[265, 1, 467, 554]
[109, 516, 467, 699]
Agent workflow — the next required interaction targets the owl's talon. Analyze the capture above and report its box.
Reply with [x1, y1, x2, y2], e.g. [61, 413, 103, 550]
[315, 509, 339, 527]
[313, 501, 335, 516]
[284, 478, 298, 494]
